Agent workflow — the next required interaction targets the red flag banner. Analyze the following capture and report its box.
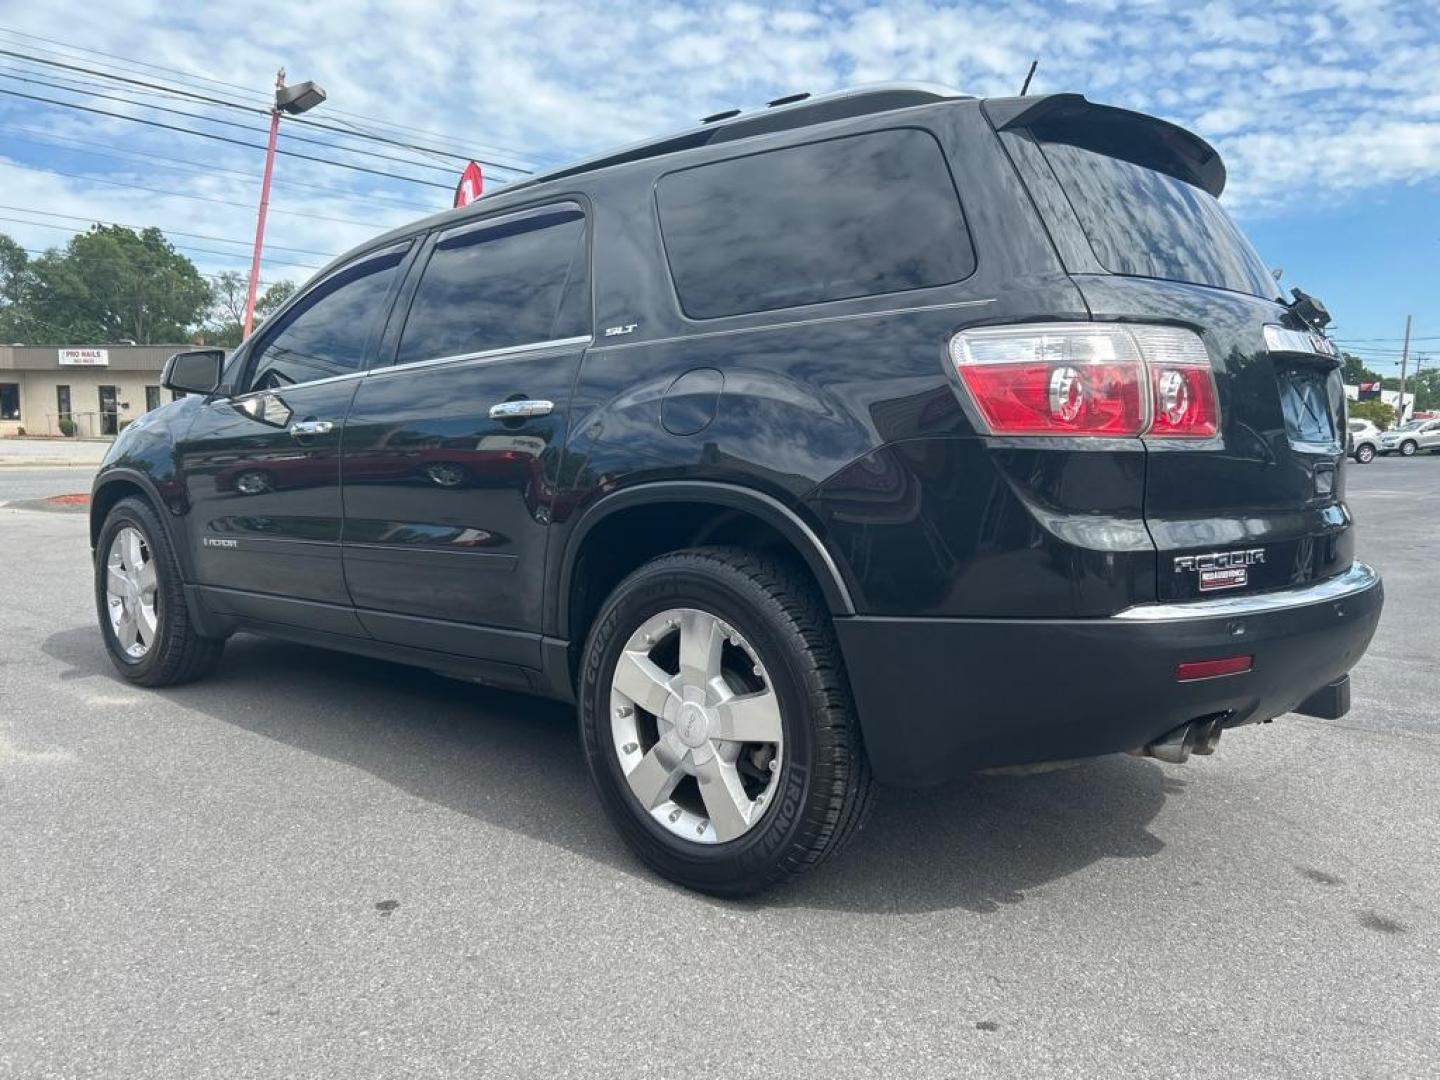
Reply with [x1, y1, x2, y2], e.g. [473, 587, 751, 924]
[453, 161, 484, 208]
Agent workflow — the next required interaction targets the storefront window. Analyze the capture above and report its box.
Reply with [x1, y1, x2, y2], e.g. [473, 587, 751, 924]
[0, 383, 19, 421]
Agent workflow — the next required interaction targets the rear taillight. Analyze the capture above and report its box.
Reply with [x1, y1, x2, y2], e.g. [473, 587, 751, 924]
[949, 323, 1219, 439]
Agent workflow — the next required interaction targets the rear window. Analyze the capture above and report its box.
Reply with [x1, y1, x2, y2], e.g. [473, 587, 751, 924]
[396, 207, 588, 364]
[1039, 140, 1277, 299]
[656, 129, 974, 319]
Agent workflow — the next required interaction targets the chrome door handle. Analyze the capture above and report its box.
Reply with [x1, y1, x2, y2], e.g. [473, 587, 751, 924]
[488, 399, 554, 420]
[289, 419, 334, 437]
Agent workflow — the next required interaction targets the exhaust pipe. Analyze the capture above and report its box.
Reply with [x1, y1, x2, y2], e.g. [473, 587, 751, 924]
[1138, 718, 1223, 763]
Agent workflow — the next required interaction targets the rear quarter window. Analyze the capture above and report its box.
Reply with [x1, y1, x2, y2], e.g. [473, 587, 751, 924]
[656, 128, 974, 320]
[1038, 140, 1276, 299]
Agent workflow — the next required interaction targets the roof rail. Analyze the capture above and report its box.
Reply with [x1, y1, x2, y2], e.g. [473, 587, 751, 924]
[493, 82, 969, 199]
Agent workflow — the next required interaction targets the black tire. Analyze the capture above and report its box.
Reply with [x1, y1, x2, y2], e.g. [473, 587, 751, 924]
[1355, 444, 1375, 464]
[95, 496, 225, 686]
[1400, 440, 1418, 457]
[579, 547, 874, 896]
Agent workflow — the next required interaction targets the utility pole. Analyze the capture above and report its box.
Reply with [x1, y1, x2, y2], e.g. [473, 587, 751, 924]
[242, 69, 327, 341]
[1396, 315, 1413, 423]
[242, 69, 285, 343]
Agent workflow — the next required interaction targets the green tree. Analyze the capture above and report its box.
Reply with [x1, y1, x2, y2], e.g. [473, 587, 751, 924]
[1341, 352, 1380, 385]
[1348, 398, 1395, 429]
[202, 273, 298, 347]
[0, 234, 32, 341]
[22, 225, 212, 344]
[1408, 366, 1440, 412]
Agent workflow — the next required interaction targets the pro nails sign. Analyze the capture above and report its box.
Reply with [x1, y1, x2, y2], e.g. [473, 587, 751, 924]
[58, 348, 109, 367]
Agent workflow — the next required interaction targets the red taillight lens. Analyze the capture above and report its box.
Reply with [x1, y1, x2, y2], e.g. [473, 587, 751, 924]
[1148, 365, 1219, 437]
[957, 361, 1145, 436]
[1175, 655, 1253, 682]
[950, 324, 1218, 439]
[1130, 325, 1220, 438]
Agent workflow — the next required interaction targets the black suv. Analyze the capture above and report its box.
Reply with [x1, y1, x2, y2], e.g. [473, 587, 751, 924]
[92, 85, 1383, 894]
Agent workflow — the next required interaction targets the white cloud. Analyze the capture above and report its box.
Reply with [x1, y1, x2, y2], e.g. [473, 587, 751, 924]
[0, 0, 1435, 285]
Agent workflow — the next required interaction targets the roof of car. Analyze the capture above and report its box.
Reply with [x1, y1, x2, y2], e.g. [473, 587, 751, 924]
[328, 83, 975, 273]
[322, 84, 1222, 279]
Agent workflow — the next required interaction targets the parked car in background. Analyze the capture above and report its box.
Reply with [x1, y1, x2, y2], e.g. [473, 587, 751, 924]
[90, 84, 1384, 895]
[1348, 419, 1382, 463]
[1379, 418, 1440, 457]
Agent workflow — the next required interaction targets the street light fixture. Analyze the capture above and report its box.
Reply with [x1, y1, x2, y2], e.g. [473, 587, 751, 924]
[242, 68, 327, 340]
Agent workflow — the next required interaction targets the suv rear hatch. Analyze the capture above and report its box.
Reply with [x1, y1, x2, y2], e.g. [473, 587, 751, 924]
[987, 95, 1352, 603]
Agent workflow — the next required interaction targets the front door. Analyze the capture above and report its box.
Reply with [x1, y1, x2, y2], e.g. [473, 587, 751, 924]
[177, 244, 411, 634]
[340, 203, 591, 663]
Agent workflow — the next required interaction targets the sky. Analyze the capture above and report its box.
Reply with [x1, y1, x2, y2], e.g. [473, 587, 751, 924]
[0, 0, 1436, 370]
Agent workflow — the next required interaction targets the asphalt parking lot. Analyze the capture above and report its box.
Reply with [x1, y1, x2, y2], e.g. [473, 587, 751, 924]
[2, 454, 1437, 1079]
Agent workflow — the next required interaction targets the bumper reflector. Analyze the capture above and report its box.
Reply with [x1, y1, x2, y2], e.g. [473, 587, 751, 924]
[1176, 655, 1253, 682]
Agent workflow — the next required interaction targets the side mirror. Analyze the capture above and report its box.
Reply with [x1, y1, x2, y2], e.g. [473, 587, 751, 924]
[163, 348, 225, 396]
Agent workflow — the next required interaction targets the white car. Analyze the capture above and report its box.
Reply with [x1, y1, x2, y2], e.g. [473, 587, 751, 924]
[1379, 419, 1440, 457]
[1348, 419, 1383, 463]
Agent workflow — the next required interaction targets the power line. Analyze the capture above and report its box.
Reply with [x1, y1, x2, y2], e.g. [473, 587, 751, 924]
[0, 204, 339, 257]
[1335, 335, 1440, 343]
[3, 159, 404, 230]
[0, 121, 437, 212]
[0, 65, 473, 179]
[0, 47, 531, 174]
[0, 86, 455, 190]
[0, 24, 538, 163]
[0, 214, 324, 270]
[13, 246, 287, 286]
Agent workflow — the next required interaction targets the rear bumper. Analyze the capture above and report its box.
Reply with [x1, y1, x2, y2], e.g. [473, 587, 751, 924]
[835, 561, 1383, 787]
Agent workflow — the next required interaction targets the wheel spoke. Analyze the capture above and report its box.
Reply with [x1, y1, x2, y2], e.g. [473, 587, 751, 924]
[695, 755, 753, 842]
[717, 687, 783, 744]
[117, 609, 139, 651]
[106, 566, 128, 596]
[122, 529, 143, 571]
[137, 601, 159, 644]
[134, 559, 157, 595]
[613, 651, 679, 718]
[679, 608, 725, 687]
[625, 743, 685, 809]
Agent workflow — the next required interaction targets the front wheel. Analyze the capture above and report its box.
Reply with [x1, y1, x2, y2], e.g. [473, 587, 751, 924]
[95, 497, 225, 686]
[1400, 440, 1419, 457]
[579, 548, 873, 895]
[1355, 444, 1376, 464]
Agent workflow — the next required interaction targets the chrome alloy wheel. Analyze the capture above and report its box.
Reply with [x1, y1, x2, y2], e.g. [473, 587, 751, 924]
[610, 607, 784, 844]
[105, 526, 159, 660]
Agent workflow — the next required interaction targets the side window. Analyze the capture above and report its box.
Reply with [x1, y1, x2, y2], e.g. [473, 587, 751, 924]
[247, 250, 405, 391]
[395, 207, 588, 365]
[656, 128, 975, 320]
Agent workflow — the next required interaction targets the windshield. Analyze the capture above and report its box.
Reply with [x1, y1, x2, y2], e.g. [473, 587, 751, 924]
[1037, 140, 1279, 300]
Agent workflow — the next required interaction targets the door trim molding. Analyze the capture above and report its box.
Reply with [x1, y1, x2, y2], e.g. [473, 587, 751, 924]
[368, 335, 592, 380]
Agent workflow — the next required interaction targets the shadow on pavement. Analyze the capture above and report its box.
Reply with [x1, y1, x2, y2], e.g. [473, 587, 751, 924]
[44, 624, 1175, 915]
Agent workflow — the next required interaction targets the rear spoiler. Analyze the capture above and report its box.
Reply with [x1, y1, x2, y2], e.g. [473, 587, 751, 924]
[982, 94, 1226, 198]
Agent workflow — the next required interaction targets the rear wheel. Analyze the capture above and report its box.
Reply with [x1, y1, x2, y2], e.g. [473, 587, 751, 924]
[1400, 440, 1418, 457]
[95, 497, 225, 686]
[1355, 444, 1375, 464]
[578, 547, 873, 895]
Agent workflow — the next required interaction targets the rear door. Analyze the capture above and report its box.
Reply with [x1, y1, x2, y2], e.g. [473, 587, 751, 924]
[995, 100, 1351, 602]
[340, 202, 591, 663]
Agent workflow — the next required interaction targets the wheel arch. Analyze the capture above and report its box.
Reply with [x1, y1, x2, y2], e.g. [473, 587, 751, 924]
[90, 469, 193, 579]
[551, 481, 856, 650]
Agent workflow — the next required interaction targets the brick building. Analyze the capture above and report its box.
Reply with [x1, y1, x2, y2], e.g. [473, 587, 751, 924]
[0, 344, 190, 437]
